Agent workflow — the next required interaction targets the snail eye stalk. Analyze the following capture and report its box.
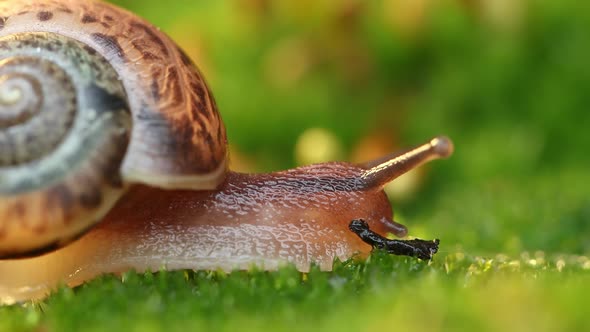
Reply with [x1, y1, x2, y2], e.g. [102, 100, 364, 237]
[361, 136, 454, 190]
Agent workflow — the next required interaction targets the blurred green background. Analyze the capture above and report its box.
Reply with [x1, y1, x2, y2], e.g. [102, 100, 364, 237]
[3, 0, 590, 331]
[111, 0, 589, 256]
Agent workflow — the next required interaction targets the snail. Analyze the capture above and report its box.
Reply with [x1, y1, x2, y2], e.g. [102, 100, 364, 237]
[0, 0, 453, 304]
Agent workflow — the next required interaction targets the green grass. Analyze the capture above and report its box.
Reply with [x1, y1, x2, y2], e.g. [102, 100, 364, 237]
[3, 0, 590, 330]
[1, 252, 589, 332]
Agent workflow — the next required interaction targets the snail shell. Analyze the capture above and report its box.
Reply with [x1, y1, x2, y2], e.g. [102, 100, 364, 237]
[0, 0, 227, 256]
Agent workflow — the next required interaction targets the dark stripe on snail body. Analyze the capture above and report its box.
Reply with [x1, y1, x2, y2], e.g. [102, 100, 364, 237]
[0, 0, 453, 304]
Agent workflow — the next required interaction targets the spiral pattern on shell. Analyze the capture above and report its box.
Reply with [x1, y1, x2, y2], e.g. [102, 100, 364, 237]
[0, 0, 229, 257]
[0, 56, 76, 167]
[0, 32, 131, 256]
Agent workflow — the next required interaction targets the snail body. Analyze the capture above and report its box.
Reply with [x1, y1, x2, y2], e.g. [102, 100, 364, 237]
[0, 0, 453, 304]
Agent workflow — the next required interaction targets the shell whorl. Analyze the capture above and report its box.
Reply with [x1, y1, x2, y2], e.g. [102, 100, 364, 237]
[0, 0, 228, 189]
[0, 0, 229, 256]
[0, 32, 131, 256]
[0, 56, 74, 166]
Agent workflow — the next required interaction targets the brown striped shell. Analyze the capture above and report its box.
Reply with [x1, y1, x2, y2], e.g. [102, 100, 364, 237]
[0, 0, 228, 256]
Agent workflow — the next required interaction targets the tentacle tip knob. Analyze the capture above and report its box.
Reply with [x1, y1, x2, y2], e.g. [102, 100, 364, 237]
[430, 136, 454, 158]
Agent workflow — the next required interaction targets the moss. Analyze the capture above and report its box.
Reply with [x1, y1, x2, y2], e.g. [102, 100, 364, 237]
[1, 252, 589, 332]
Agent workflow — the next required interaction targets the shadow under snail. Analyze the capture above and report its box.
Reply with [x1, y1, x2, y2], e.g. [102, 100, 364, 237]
[0, 0, 454, 304]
